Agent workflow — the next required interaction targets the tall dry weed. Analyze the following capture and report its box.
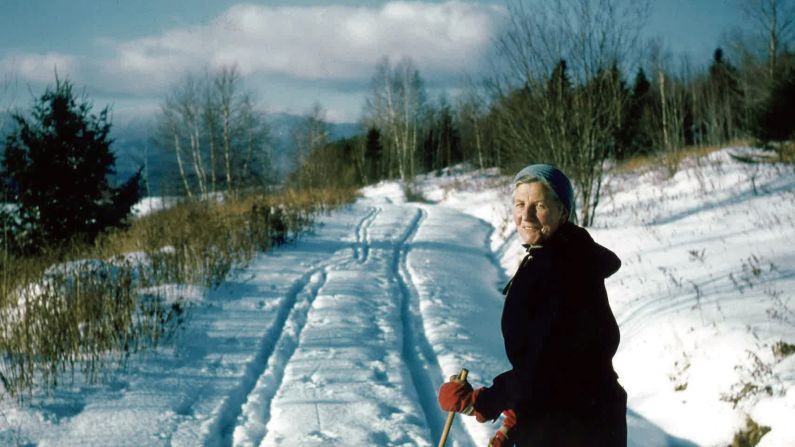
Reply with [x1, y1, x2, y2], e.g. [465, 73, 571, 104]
[0, 187, 357, 399]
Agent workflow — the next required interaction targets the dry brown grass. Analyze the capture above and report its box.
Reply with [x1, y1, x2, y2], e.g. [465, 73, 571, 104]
[611, 139, 754, 175]
[775, 141, 795, 164]
[0, 186, 358, 399]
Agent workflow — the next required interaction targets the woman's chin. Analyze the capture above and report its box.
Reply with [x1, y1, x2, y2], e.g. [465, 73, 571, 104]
[519, 230, 543, 245]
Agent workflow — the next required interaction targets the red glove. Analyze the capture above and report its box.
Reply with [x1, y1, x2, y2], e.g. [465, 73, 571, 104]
[437, 376, 486, 421]
[488, 410, 517, 447]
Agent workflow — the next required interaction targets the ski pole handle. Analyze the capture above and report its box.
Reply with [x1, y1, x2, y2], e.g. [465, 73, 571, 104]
[437, 368, 469, 447]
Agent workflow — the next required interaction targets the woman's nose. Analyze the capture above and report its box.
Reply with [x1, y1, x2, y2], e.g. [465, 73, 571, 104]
[523, 204, 536, 221]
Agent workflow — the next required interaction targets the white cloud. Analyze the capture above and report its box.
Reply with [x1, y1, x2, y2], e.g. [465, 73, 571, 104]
[1, 2, 504, 122]
[1, 52, 80, 84]
[104, 1, 504, 92]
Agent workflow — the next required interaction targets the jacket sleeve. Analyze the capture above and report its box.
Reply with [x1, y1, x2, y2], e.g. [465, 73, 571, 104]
[475, 256, 563, 418]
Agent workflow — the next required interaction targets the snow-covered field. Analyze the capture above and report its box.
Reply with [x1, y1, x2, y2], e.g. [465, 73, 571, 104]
[1, 147, 793, 446]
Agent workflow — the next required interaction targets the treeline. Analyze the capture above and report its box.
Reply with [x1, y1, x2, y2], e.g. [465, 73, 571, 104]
[292, 0, 795, 226]
[3, 1, 793, 235]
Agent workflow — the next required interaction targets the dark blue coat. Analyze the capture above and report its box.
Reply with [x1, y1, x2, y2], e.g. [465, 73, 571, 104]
[475, 222, 626, 446]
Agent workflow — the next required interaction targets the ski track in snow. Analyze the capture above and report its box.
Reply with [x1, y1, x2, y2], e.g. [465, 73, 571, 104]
[393, 207, 471, 446]
[226, 268, 328, 447]
[257, 203, 438, 446]
[618, 266, 795, 338]
[231, 205, 382, 446]
[353, 206, 379, 263]
[190, 253, 341, 447]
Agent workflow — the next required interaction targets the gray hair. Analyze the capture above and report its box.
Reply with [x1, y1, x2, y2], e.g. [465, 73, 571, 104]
[514, 175, 564, 205]
[511, 164, 577, 224]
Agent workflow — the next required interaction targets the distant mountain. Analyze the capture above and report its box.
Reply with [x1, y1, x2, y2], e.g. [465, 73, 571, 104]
[267, 112, 361, 142]
[109, 117, 171, 196]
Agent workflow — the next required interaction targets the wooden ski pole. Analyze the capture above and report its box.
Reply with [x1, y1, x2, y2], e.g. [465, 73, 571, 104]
[437, 368, 469, 447]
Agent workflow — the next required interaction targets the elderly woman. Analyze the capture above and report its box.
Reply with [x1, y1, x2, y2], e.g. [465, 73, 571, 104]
[438, 164, 626, 446]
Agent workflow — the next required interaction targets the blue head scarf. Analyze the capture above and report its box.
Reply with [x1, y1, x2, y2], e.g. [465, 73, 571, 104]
[512, 164, 576, 223]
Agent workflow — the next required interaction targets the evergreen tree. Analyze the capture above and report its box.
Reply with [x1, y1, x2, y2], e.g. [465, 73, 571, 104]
[364, 126, 383, 181]
[547, 59, 572, 101]
[705, 48, 744, 142]
[543, 59, 574, 160]
[755, 63, 795, 142]
[421, 122, 437, 173]
[421, 98, 462, 173]
[1, 79, 142, 253]
[437, 101, 462, 169]
[587, 63, 629, 160]
[620, 68, 655, 158]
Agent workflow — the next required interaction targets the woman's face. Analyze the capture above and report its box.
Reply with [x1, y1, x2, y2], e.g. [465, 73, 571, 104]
[512, 181, 567, 245]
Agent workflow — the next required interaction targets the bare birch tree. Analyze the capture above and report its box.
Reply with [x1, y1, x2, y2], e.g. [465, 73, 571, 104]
[213, 67, 242, 196]
[291, 103, 329, 188]
[644, 44, 692, 176]
[160, 75, 205, 198]
[457, 90, 489, 170]
[740, 0, 795, 78]
[158, 67, 271, 198]
[364, 57, 427, 180]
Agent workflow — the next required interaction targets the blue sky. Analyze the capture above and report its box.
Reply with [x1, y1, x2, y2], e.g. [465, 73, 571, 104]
[1, 0, 742, 123]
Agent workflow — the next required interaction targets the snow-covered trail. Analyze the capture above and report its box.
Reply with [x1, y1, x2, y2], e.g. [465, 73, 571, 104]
[2, 198, 700, 447]
[236, 201, 510, 447]
[237, 204, 440, 446]
[0, 201, 502, 446]
[1, 204, 367, 446]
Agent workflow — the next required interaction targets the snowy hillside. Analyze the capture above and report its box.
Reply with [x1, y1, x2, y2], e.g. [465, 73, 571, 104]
[1, 147, 793, 446]
[412, 148, 795, 446]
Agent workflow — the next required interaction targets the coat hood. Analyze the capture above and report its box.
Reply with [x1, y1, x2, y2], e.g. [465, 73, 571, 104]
[548, 222, 621, 279]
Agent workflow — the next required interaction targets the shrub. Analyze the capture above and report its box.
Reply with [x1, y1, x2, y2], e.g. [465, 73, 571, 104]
[772, 340, 795, 360]
[754, 65, 795, 146]
[402, 182, 431, 203]
[731, 416, 771, 447]
[0, 258, 175, 397]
